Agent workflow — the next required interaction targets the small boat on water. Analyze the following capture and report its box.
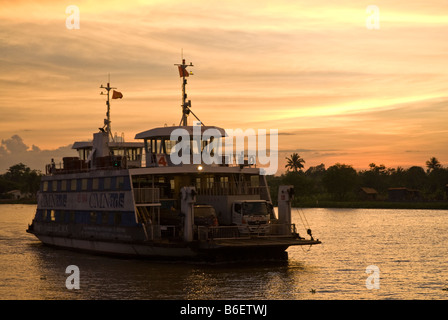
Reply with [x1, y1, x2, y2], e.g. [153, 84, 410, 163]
[26, 58, 321, 261]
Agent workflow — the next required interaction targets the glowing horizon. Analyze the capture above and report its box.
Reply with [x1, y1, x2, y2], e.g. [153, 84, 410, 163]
[1, 0, 447, 173]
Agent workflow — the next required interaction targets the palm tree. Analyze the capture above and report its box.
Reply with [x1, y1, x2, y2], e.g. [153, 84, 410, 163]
[285, 153, 305, 172]
[426, 157, 442, 172]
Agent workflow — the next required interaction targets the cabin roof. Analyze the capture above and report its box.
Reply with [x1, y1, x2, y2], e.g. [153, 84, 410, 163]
[72, 141, 92, 149]
[72, 141, 144, 150]
[135, 125, 227, 140]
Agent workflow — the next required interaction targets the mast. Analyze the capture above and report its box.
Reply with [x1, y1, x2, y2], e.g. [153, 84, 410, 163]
[175, 58, 194, 126]
[100, 78, 116, 141]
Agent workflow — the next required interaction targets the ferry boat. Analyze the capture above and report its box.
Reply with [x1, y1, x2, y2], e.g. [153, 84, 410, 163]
[26, 59, 321, 261]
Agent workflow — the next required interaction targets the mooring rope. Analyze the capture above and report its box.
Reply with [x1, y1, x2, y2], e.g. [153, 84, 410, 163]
[296, 208, 309, 232]
[294, 208, 320, 253]
[295, 207, 315, 241]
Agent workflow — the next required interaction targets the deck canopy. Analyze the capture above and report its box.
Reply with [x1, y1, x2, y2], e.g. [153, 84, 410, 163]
[72, 138, 144, 168]
[135, 125, 227, 140]
[135, 125, 228, 168]
[72, 141, 144, 149]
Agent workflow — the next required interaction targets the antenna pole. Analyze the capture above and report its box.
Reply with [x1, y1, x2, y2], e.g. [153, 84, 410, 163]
[175, 58, 193, 126]
[182, 59, 188, 126]
[100, 79, 117, 141]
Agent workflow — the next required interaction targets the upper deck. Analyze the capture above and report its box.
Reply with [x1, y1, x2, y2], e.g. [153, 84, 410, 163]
[45, 58, 259, 176]
[47, 122, 258, 176]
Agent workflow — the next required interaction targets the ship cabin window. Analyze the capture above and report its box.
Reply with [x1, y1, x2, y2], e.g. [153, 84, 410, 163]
[61, 180, 67, 191]
[43, 181, 48, 192]
[206, 176, 214, 188]
[144, 136, 221, 164]
[146, 138, 170, 154]
[69, 211, 75, 223]
[78, 148, 91, 161]
[146, 138, 187, 155]
[112, 147, 142, 162]
[250, 175, 259, 187]
[71, 179, 77, 191]
[81, 178, 88, 191]
[104, 177, 111, 190]
[101, 212, 109, 225]
[92, 178, 99, 190]
[152, 139, 160, 153]
[89, 211, 97, 224]
[114, 212, 122, 226]
[144, 139, 155, 154]
[50, 210, 56, 222]
[155, 176, 171, 198]
[116, 176, 124, 189]
[220, 176, 229, 187]
[127, 148, 141, 161]
[111, 148, 124, 157]
[191, 139, 201, 156]
[202, 137, 217, 157]
[165, 140, 177, 155]
[51, 181, 57, 192]
[234, 203, 242, 214]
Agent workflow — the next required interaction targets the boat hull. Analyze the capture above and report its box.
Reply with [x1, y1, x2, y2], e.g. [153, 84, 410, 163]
[27, 228, 320, 262]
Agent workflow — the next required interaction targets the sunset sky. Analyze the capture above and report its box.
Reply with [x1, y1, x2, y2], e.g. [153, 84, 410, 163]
[1, 0, 447, 173]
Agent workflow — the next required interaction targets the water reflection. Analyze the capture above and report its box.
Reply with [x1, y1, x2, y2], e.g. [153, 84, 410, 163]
[180, 260, 312, 300]
[3, 205, 448, 300]
[25, 241, 315, 300]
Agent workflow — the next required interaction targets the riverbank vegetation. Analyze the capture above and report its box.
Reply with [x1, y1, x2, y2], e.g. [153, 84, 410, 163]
[1, 157, 447, 210]
[268, 154, 448, 209]
[0, 163, 41, 202]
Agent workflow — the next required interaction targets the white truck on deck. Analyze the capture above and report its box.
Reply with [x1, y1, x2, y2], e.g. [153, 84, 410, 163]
[231, 200, 275, 234]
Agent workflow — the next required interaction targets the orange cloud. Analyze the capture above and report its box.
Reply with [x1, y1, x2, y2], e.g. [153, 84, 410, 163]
[1, 0, 447, 172]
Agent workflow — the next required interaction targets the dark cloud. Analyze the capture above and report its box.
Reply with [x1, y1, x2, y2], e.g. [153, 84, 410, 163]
[1, 135, 30, 154]
[0, 135, 75, 173]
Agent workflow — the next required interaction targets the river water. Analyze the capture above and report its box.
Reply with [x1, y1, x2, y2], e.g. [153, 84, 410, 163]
[1, 204, 447, 300]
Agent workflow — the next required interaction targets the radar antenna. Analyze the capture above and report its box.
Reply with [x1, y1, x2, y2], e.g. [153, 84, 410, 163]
[174, 57, 204, 126]
[100, 75, 117, 141]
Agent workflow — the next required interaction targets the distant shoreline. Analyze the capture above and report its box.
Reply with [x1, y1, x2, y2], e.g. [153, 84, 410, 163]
[294, 200, 448, 210]
[1, 199, 447, 210]
[0, 199, 37, 205]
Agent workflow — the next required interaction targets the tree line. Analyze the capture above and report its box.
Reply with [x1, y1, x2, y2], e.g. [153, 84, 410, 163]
[1, 156, 447, 205]
[0, 163, 42, 199]
[267, 153, 448, 205]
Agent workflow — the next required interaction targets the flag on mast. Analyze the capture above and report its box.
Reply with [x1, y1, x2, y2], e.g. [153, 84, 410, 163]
[178, 65, 189, 77]
[112, 90, 123, 99]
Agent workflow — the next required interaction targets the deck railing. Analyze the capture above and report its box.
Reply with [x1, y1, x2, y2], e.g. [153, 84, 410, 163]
[196, 182, 262, 196]
[197, 223, 298, 241]
[197, 226, 246, 240]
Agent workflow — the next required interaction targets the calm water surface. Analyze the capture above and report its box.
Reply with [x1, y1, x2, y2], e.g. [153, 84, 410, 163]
[1, 204, 447, 300]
